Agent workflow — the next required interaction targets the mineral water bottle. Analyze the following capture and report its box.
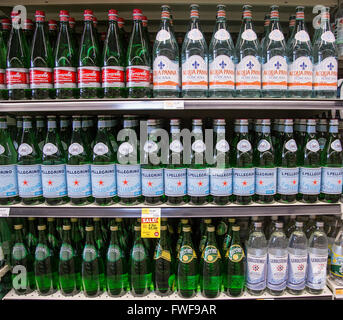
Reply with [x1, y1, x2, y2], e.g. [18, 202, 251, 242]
[287, 15, 296, 43]
[286, 221, 308, 295]
[335, 2, 343, 58]
[246, 222, 268, 295]
[260, 14, 270, 49]
[330, 225, 343, 285]
[306, 221, 328, 294]
[267, 222, 288, 296]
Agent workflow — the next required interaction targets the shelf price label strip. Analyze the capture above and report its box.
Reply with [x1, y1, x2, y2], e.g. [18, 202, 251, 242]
[0, 208, 10, 217]
[141, 208, 161, 238]
[163, 100, 184, 110]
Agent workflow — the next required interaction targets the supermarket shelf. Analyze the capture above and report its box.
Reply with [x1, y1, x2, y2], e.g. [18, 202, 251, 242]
[3, 286, 333, 300]
[0, 265, 10, 280]
[0, 98, 342, 113]
[3, 202, 342, 218]
[327, 277, 343, 299]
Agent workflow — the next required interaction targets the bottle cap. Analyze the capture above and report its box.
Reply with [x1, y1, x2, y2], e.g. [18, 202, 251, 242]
[252, 216, 259, 221]
[290, 215, 296, 219]
[85, 226, 94, 232]
[316, 221, 324, 227]
[307, 119, 316, 125]
[207, 225, 215, 232]
[161, 225, 167, 231]
[110, 226, 119, 231]
[170, 119, 181, 126]
[271, 216, 278, 221]
[11, 11, 19, 19]
[47, 218, 55, 222]
[49, 19, 57, 29]
[63, 225, 71, 231]
[1, 18, 11, 30]
[71, 218, 78, 222]
[235, 119, 249, 125]
[59, 11, 69, 21]
[161, 218, 168, 222]
[232, 226, 240, 231]
[133, 9, 143, 20]
[204, 219, 212, 224]
[192, 119, 203, 125]
[142, 16, 148, 22]
[213, 119, 226, 125]
[183, 226, 191, 232]
[24, 19, 34, 29]
[84, 9, 93, 21]
[284, 119, 293, 125]
[93, 218, 100, 221]
[310, 215, 316, 219]
[69, 17, 76, 26]
[147, 119, 158, 126]
[254, 222, 262, 228]
[38, 225, 46, 231]
[295, 221, 303, 227]
[35, 10, 45, 20]
[115, 218, 123, 222]
[28, 217, 35, 220]
[330, 119, 339, 126]
[134, 226, 141, 231]
[181, 219, 189, 224]
[261, 119, 271, 125]
[229, 218, 236, 223]
[14, 225, 23, 230]
[275, 222, 283, 228]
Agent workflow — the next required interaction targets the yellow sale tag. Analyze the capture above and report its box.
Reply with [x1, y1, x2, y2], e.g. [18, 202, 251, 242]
[141, 208, 161, 238]
[336, 289, 343, 296]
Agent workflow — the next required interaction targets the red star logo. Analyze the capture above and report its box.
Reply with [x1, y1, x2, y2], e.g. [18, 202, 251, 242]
[123, 179, 128, 185]
[259, 180, 263, 185]
[313, 180, 317, 185]
[177, 181, 182, 187]
[23, 180, 28, 186]
[339, 180, 342, 185]
[98, 180, 104, 186]
[48, 180, 53, 186]
[74, 180, 79, 186]
[198, 181, 203, 186]
[243, 181, 247, 186]
[223, 181, 227, 186]
[148, 181, 153, 187]
[293, 180, 297, 185]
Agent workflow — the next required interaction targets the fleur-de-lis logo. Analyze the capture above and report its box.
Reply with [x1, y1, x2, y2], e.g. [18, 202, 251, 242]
[247, 61, 254, 69]
[275, 61, 282, 69]
[327, 62, 334, 71]
[192, 60, 200, 69]
[219, 60, 227, 69]
[158, 61, 165, 70]
[300, 62, 307, 70]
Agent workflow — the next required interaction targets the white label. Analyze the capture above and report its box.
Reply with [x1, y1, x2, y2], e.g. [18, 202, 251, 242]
[17, 164, 43, 198]
[306, 139, 320, 152]
[116, 164, 141, 198]
[170, 140, 183, 153]
[268, 29, 284, 41]
[187, 29, 203, 41]
[209, 55, 235, 90]
[246, 253, 267, 291]
[216, 139, 230, 152]
[331, 139, 342, 152]
[299, 167, 322, 195]
[0, 165, 18, 198]
[18, 143, 33, 156]
[237, 139, 252, 152]
[144, 141, 158, 153]
[163, 100, 184, 110]
[43, 143, 58, 156]
[262, 56, 287, 90]
[68, 143, 84, 156]
[214, 29, 230, 41]
[66, 164, 92, 198]
[236, 55, 261, 90]
[164, 168, 187, 197]
[91, 164, 116, 198]
[306, 253, 327, 290]
[0, 208, 10, 217]
[313, 57, 338, 91]
[153, 56, 179, 91]
[118, 142, 134, 156]
[93, 142, 109, 156]
[267, 253, 288, 291]
[321, 31, 335, 43]
[257, 139, 271, 152]
[0, 145, 5, 155]
[187, 168, 210, 196]
[142, 168, 164, 196]
[255, 167, 277, 195]
[321, 167, 343, 194]
[41, 164, 67, 198]
[295, 30, 310, 42]
[287, 253, 308, 290]
[241, 29, 257, 41]
[156, 29, 171, 41]
[285, 139, 298, 152]
[182, 55, 208, 90]
[277, 167, 299, 195]
[192, 140, 206, 153]
[233, 167, 255, 196]
[210, 168, 233, 196]
[288, 57, 313, 91]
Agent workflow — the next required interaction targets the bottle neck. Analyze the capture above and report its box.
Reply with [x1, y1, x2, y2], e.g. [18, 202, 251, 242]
[110, 230, 119, 244]
[47, 120, 57, 131]
[283, 124, 293, 134]
[307, 125, 316, 134]
[38, 229, 47, 243]
[329, 125, 339, 134]
[206, 231, 216, 244]
[85, 230, 94, 245]
[62, 229, 71, 243]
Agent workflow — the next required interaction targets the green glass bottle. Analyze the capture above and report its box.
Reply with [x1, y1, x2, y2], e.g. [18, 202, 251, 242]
[0, 29, 7, 100]
[17, 116, 44, 205]
[93, 218, 106, 259]
[317, 119, 328, 152]
[320, 119, 343, 203]
[13, 117, 23, 151]
[0, 116, 19, 205]
[216, 218, 229, 255]
[223, 225, 245, 297]
[59, 116, 71, 155]
[285, 215, 297, 238]
[35, 116, 46, 154]
[222, 218, 236, 254]
[176, 219, 189, 255]
[130, 225, 152, 296]
[106, 225, 128, 297]
[42, 116, 68, 205]
[231, 119, 254, 205]
[26, 217, 37, 256]
[254, 119, 276, 204]
[47, 217, 60, 290]
[114, 218, 129, 257]
[304, 215, 317, 238]
[177, 225, 199, 298]
[298, 119, 321, 203]
[67, 116, 93, 205]
[294, 119, 307, 152]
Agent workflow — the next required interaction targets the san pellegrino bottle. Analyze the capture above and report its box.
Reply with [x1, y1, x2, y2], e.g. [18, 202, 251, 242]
[0, 116, 19, 205]
[287, 6, 313, 98]
[328, 217, 340, 271]
[67, 116, 93, 205]
[6, 11, 30, 100]
[216, 218, 228, 256]
[223, 225, 245, 297]
[235, 5, 261, 97]
[287, 221, 308, 295]
[59, 116, 71, 154]
[35, 116, 46, 153]
[317, 118, 328, 152]
[78, 9, 101, 99]
[276, 119, 299, 203]
[320, 119, 343, 203]
[91, 115, 117, 206]
[181, 4, 208, 98]
[265, 216, 279, 240]
[30, 10, 54, 100]
[102, 9, 126, 98]
[231, 119, 254, 205]
[254, 119, 276, 204]
[261, 6, 287, 98]
[267, 222, 288, 296]
[188, 119, 209, 205]
[298, 119, 321, 203]
[208, 5, 235, 98]
[153, 5, 180, 98]
[177, 225, 198, 298]
[0, 27, 6, 100]
[17, 116, 44, 205]
[176, 219, 189, 254]
[71, 218, 83, 261]
[47, 218, 60, 289]
[330, 225, 343, 285]
[246, 222, 268, 295]
[26, 217, 37, 256]
[198, 218, 212, 256]
[42, 115, 68, 205]
[54, 10, 77, 99]
[313, 7, 338, 99]
[126, 9, 151, 98]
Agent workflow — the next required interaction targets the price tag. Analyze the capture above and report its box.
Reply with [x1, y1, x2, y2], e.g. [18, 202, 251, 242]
[336, 289, 343, 296]
[0, 208, 10, 217]
[141, 208, 161, 238]
[164, 100, 184, 110]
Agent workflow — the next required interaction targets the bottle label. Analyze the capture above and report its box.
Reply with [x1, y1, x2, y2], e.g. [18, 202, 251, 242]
[0, 165, 18, 197]
[187, 29, 203, 41]
[241, 29, 257, 41]
[66, 164, 92, 198]
[35, 244, 51, 261]
[255, 167, 277, 195]
[214, 29, 230, 41]
[17, 164, 43, 198]
[91, 164, 116, 198]
[321, 167, 343, 194]
[209, 55, 235, 90]
[41, 164, 67, 198]
[164, 168, 187, 197]
[179, 245, 197, 263]
[141, 168, 164, 197]
[54, 67, 77, 88]
[227, 244, 244, 262]
[321, 31, 335, 43]
[68, 143, 84, 156]
[43, 143, 58, 156]
[182, 55, 208, 90]
[93, 142, 109, 156]
[210, 168, 233, 196]
[60, 243, 74, 261]
[262, 56, 287, 90]
[192, 140, 206, 153]
[257, 139, 271, 152]
[154, 245, 171, 262]
[237, 139, 251, 152]
[0, 69, 5, 89]
[233, 168, 255, 196]
[288, 57, 313, 91]
[277, 167, 299, 195]
[236, 55, 261, 90]
[29, 67, 53, 88]
[268, 29, 284, 41]
[101, 66, 125, 88]
[18, 143, 33, 156]
[287, 254, 308, 290]
[144, 141, 158, 153]
[116, 164, 141, 198]
[294, 30, 310, 42]
[313, 57, 338, 91]
[156, 29, 171, 41]
[169, 140, 183, 153]
[6, 68, 29, 89]
[299, 167, 321, 194]
[107, 244, 122, 262]
[331, 139, 342, 152]
[12, 243, 28, 260]
[267, 253, 288, 291]
[132, 244, 146, 262]
[77, 66, 101, 88]
[83, 244, 98, 262]
[187, 168, 210, 196]
[216, 139, 230, 152]
[118, 142, 134, 156]
[331, 250, 343, 278]
[153, 56, 179, 91]
[126, 65, 150, 88]
[285, 139, 298, 152]
[306, 139, 320, 152]
[203, 245, 221, 263]
[246, 253, 267, 291]
[306, 253, 327, 290]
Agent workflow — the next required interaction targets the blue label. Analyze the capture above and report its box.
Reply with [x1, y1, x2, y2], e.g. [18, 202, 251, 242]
[17, 164, 43, 198]
[164, 168, 187, 197]
[287, 254, 307, 290]
[91, 164, 117, 198]
[299, 167, 322, 195]
[277, 167, 299, 195]
[210, 168, 233, 196]
[187, 168, 210, 196]
[246, 253, 267, 291]
[41, 164, 67, 198]
[66, 164, 92, 198]
[233, 168, 255, 196]
[267, 253, 288, 291]
[321, 167, 343, 194]
[306, 253, 327, 290]
[255, 167, 276, 195]
[0, 165, 18, 197]
[116, 164, 141, 198]
[142, 168, 164, 197]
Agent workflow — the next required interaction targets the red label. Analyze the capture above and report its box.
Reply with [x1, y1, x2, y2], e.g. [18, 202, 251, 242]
[0, 69, 5, 86]
[102, 66, 125, 86]
[54, 67, 77, 88]
[29, 68, 53, 88]
[77, 67, 101, 87]
[6, 68, 29, 88]
[126, 66, 150, 83]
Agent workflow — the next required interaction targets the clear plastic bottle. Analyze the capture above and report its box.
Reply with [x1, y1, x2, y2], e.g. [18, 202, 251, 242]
[330, 224, 343, 285]
[265, 216, 278, 240]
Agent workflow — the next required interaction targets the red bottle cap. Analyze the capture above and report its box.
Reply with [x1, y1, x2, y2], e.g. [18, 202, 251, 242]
[133, 9, 143, 20]
[84, 9, 93, 21]
[1, 18, 11, 30]
[10, 11, 19, 18]
[24, 19, 34, 30]
[59, 10, 69, 20]
[93, 16, 98, 25]
[117, 17, 124, 27]
[142, 16, 148, 26]
[49, 19, 57, 29]
[35, 10, 45, 22]
[142, 16, 148, 21]
[108, 9, 119, 21]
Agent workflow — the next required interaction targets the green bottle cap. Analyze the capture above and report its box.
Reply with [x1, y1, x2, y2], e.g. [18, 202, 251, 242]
[38, 225, 46, 231]
[161, 225, 167, 231]
[232, 226, 240, 231]
[14, 225, 23, 230]
[63, 225, 71, 231]
[183, 226, 191, 232]
[71, 218, 78, 222]
[207, 226, 215, 232]
[110, 226, 119, 231]
[85, 226, 94, 232]
[134, 226, 141, 231]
